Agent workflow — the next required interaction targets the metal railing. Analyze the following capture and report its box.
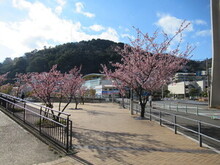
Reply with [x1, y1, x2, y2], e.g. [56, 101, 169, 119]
[0, 93, 72, 153]
[119, 99, 220, 151]
[152, 102, 220, 119]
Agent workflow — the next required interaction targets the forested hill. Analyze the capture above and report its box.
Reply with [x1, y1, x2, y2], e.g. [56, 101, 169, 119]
[0, 38, 211, 80]
[0, 39, 124, 79]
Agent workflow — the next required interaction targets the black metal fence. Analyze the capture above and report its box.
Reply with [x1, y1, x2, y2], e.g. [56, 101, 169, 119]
[120, 99, 220, 151]
[0, 93, 72, 153]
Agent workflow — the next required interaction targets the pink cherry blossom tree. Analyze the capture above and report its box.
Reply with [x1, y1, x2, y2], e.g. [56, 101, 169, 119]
[111, 79, 127, 108]
[0, 73, 8, 86]
[14, 73, 28, 97]
[19, 65, 83, 118]
[78, 86, 87, 105]
[23, 65, 61, 109]
[102, 21, 195, 118]
[0, 83, 13, 94]
[57, 66, 84, 113]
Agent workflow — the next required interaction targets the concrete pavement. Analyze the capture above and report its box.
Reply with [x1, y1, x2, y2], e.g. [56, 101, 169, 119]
[50, 102, 220, 165]
[1, 102, 220, 165]
[0, 110, 62, 165]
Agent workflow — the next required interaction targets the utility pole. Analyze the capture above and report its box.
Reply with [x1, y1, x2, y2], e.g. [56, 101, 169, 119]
[210, 0, 220, 108]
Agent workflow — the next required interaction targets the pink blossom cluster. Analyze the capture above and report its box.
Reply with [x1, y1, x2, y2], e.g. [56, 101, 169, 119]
[0, 72, 8, 85]
[16, 65, 84, 113]
[102, 21, 195, 117]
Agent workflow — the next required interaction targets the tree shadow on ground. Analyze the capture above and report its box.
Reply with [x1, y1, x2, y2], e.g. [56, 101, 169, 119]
[86, 110, 114, 116]
[69, 108, 83, 110]
[72, 127, 170, 164]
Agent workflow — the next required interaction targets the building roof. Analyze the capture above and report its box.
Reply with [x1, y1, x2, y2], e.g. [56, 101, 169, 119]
[82, 73, 105, 80]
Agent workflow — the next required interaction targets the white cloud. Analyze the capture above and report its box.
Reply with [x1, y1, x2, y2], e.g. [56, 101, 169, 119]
[55, 0, 66, 15]
[89, 24, 105, 32]
[98, 28, 119, 42]
[0, 0, 119, 61]
[56, 0, 66, 6]
[12, 0, 31, 9]
[155, 13, 194, 52]
[55, 6, 62, 15]
[194, 19, 207, 25]
[155, 13, 193, 36]
[195, 29, 211, 37]
[75, 2, 95, 18]
[121, 33, 135, 40]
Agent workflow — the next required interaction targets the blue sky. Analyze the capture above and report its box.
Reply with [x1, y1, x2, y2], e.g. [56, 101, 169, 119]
[0, 0, 212, 62]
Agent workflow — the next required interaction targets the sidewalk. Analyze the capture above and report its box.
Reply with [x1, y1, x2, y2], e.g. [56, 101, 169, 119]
[51, 102, 220, 165]
[2, 102, 220, 165]
[0, 111, 63, 165]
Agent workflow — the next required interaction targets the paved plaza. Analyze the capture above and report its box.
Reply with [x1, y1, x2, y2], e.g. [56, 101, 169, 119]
[1, 102, 220, 165]
[52, 102, 220, 165]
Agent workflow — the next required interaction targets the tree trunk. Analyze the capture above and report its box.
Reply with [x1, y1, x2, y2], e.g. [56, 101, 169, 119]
[122, 97, 125, 108]
[74, 96, 78, 109]
[140, 103, 146, 118]
[81, 96, 84, 105]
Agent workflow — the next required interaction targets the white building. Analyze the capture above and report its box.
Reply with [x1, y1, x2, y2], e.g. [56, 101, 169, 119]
[168, 80, 207, 98]
[82, 73, 119, 98]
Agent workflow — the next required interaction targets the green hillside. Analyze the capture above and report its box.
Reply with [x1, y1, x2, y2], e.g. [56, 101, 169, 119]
[0, 39, 211, 81]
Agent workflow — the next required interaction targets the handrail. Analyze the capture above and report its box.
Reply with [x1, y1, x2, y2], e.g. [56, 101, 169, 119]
[0, 92, 70, 116]
[0, 93, 73, 153]
[149, 104, 220, 129]
[0, 96, 67, 127]
[121, 99, 220, 150]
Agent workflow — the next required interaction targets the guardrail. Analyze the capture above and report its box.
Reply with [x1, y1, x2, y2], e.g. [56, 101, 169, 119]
[152, 102, 220, 119]
[0, 93, 72, 153]
[119, 99, 220, 151]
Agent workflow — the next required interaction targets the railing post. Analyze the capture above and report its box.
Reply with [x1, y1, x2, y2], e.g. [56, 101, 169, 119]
[23, 102, 26, 122]
[196, 105, 199, 116]
[198, 121, 202, 147]
[149, 107, 152, 121]
[130, 100, 134, 115]
[13, 98, 16, 114]
[70, 120, 72, 150]
[159, 111, 162, 125]
[39, 107, 42, 134]
[66, 116, 69, 152]
[174, 115, 177, 134]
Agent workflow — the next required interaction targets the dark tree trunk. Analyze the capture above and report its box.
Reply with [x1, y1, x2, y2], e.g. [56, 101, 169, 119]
[74, 96, 78, 109]
[80, 96, 84, 105]
[140, 103, 146, 118]
[122, 97, 125, 108]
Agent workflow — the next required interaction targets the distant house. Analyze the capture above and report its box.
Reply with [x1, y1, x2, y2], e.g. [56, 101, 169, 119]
[168, 80, 207, 98]
[173, 72, 207, 82]
[82, 73, 119, 98]
[168, 71, 209, 98]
